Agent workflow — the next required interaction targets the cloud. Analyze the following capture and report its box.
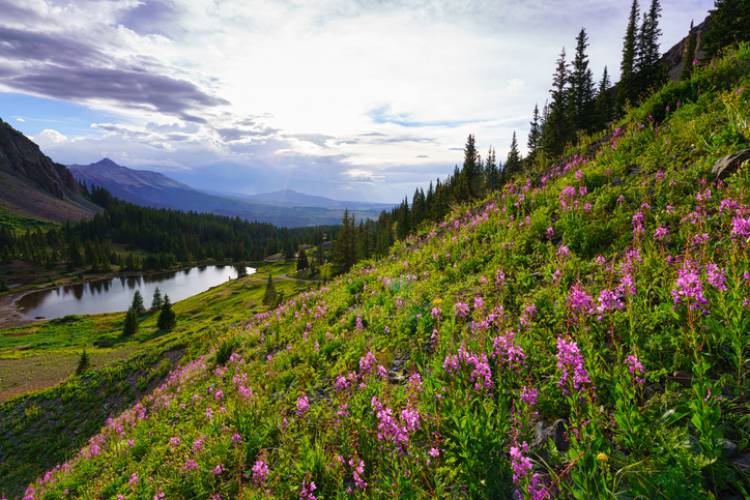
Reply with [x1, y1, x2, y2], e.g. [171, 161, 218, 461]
[34, 128, 68, 145]
[367, 105, 478, 128]
[15, 117, 24, 122]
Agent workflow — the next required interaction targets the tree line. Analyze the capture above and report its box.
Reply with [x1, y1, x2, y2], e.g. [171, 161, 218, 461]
[0, 185, 337, 272]
[330, 0, 750, 275]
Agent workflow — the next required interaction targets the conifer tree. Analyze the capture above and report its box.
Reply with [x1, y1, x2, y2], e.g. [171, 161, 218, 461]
[570, 28, 595, 133]
[157, 295, 176, 331]
[297, 247, 309, 271]
[76, 349, 90, 374]
[151, 287, 163, 311]
[543, 48, 572, 156]
[681, 21, 698, 80]
[131, 290, 145, 315]
[594, 66, 613, 129]
[122, 307, 138, 337]
[504, 132, 523, 179]
[484, 147, 500, 191]
[461, 134, 480, 199]
[262, 274, 278, 306]
[527, 104, 542, 160]
[619, 0, 640, 108]
[332, 210, 357, 274]
[636, 0, 663, 92]
[703, 0, 750, 57]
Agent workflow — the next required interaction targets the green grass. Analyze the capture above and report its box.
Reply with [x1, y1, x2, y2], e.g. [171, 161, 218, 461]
[0, 260, 318, 496]
[0, 205, 52, 232]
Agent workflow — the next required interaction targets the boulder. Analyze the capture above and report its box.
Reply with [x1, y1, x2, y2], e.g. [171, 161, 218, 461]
[711, 149, 750, 179]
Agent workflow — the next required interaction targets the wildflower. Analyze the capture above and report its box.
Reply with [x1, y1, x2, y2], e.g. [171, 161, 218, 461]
[509, 442, 533, 482]
[335, 375, 350, 392]
[214, 389, 223, 401]
[473, 295, 485, 311]
[355, 316, 364, 330]
[671, 261, 707, 310]
[559, 186, 577, 210]
[205, 407, 213, 419]
[568, 283, 594, 316]
[496, 269, 506, 287]
[213, 464, 224, 475]
[129, 472, 138, 489]
[596, 288, 624, 320]
[238, 384, 252, 399]
[632, 211, 645, 238]
[377, 365, 388, 379]
[192, 437, 204, 452]
[296, 395, 310, 417]
[359, 351, 377, 374]
[546, 226, 555, 240]
[252, 459, 269, 486]
[169, 437, 180, 448]
[430, 307, 442, 319]
[231, 433, 242, 444]
[705, 263, 727, 291]
[454, 301, 470, 319]
[349, 458, 367, 490]
[595, 255, 606, 266]
[520, 386, 539, 407]
[556, 337, 591, 393]
[154, 492, 165, 500]
[654, 226, 668, 241]
[429, 447, 441, 458]
[557, 245, 570, 258]
[300, 480, 317, 500]
[597, 452, 609, 462]
[492, 331, 526, 369]
[183, 459, 199, 471]
[528, 473, 551, 500]
[625, 354, 645, 385]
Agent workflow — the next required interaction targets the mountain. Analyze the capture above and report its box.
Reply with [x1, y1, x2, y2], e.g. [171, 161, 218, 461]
[0, 119, 99, 222]
[70, 160, 388, 227]
[239, 188, 394, 211]
[12, 42, 750, 500]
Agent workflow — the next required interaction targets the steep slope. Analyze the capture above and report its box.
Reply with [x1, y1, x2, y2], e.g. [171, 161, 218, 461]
[0, 120, 99, 222]
[70, 160, 384, 227]
[20, 47, 750, 499]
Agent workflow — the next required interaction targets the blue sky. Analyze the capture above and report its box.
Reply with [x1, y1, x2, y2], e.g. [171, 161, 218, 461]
[0, 0, 715, 201]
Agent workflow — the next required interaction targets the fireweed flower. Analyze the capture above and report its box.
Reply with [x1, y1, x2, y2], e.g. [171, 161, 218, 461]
[705, 263, 727, 291]
[359, 351, 377, 375]
[454, 301, 470, 319]
[492, 331, 526, 369]
[296, 395, 310, 416]
[596, 288, 624, 320]
[509, 442, 533, 482]
[556, 337, 591, 394]
[169, 436, 180, 448]
[557, 245, 570, 258]
[496, 269, 506, 287]
[213, 464, 224, 476]
[546, 226, 555, 240]
[520, 386, 539, 407]
[348, 457, 367, 490]
[626, 354, 646, 385]
[183, 459, 199, 471]
[671, 261, 708, 311]
[300, 480, 317, 500]
[252, 460, 269, 486]
[430, 307, 442, 319]
[654, 226, 668, 241]
[568, 283, 594, 316]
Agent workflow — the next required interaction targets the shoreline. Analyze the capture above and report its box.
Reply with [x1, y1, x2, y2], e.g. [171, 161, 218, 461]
[0, 262, 259, 329]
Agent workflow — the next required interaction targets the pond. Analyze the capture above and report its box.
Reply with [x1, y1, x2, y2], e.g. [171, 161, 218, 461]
[17, 265, 255, 320]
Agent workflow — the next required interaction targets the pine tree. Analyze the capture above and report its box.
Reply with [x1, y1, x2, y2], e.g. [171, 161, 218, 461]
[681, 21, 698, 80]
[122, 307, 138, 337]
[636, 0, 663, 92]
[157, 295, 176, 331]
[332, 210, 356, 274]
[543, 48, 572, 156]
[76, 349, 90, 375]
[504, 132, 523, 179]
[461, 134, 480, 199]
[131, 290, 145, 315]
[527, 104, 542, 160]
[484, 147, 500, 191]
[703, 0, 750, 57]
[619, 0, 640, 108]
[594, 66, 614, 129]
[262, 274, 278, 306]
[570, 28, 595, 133]
[151, 287, 163, 311]
[297, 247, 309, 271]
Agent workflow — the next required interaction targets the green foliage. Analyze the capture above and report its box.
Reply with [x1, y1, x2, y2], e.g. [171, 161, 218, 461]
[75, 349, 89, 375]
[157, 295, 176, 331]
[703, 0, 750, 57]
[122, 307, 138, 337]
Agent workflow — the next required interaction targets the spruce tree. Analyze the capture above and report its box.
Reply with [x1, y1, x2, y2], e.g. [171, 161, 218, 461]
[297, 247, 309, 271]
[703, 0, 750, 57]
[157, 295, 176, 331]
[151, 287, 163, 311]
[527, 104, 542, 160]
[681, 21, 698, 80]
[131, 290, 145, 315]
[543, 48, 572, 156]
[570, 28, 595, 133]
[262, 274, 278, 306]
[594, 66, 613, 129]
[504, 132, 523, 179]
[461, 134, 480, 199]
[332, 210, 356, 274]
[122, 307, 138, 337]
[619, 0, 640, 108]
[636, 0, 663, 92]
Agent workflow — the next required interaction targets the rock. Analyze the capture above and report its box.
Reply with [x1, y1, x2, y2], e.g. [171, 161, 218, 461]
[722, 439, 738, 459]
[711, 149, 750, 179]
[626, 164, 641, 176]
[532, 419, 568, 452]
[732, 453, 750, 469]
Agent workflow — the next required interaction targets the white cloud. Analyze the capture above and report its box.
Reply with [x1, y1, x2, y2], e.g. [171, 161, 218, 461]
[34, 128, 68, 145]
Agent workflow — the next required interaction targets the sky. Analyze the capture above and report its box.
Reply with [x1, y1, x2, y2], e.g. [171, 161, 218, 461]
[0, 0, 714, 202]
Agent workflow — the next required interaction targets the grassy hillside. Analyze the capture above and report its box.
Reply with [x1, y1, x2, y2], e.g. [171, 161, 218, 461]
[16, 46, 750, 499]
[0, 262, 315, 497]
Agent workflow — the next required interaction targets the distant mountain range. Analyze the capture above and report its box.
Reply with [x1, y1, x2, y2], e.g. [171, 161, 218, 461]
[0, 119, 99, 223]
[69, 159, 391, 227]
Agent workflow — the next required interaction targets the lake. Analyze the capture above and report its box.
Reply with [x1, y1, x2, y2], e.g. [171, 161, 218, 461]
[17, 265, 255, 320]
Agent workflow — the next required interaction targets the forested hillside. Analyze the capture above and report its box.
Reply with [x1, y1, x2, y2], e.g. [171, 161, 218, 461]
[21, 43, 750, 499]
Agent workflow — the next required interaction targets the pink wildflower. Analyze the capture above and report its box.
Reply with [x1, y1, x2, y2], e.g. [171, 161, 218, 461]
[252, 459, 269, 486]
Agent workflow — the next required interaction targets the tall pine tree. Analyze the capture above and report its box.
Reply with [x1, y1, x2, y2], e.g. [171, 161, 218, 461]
[504, 132, 523, 179]
[543, 48, 572, 156]
[636, 0, 663, 92]
[570, 28, 595, 133]
[594, 66, 614, 129]
[619, 0, 640, 108]
[527, 104, 542, 161]
[703, 0, 750, 57]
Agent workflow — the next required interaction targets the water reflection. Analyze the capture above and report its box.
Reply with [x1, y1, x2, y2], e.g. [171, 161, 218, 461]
[17, 266, 255, 321]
